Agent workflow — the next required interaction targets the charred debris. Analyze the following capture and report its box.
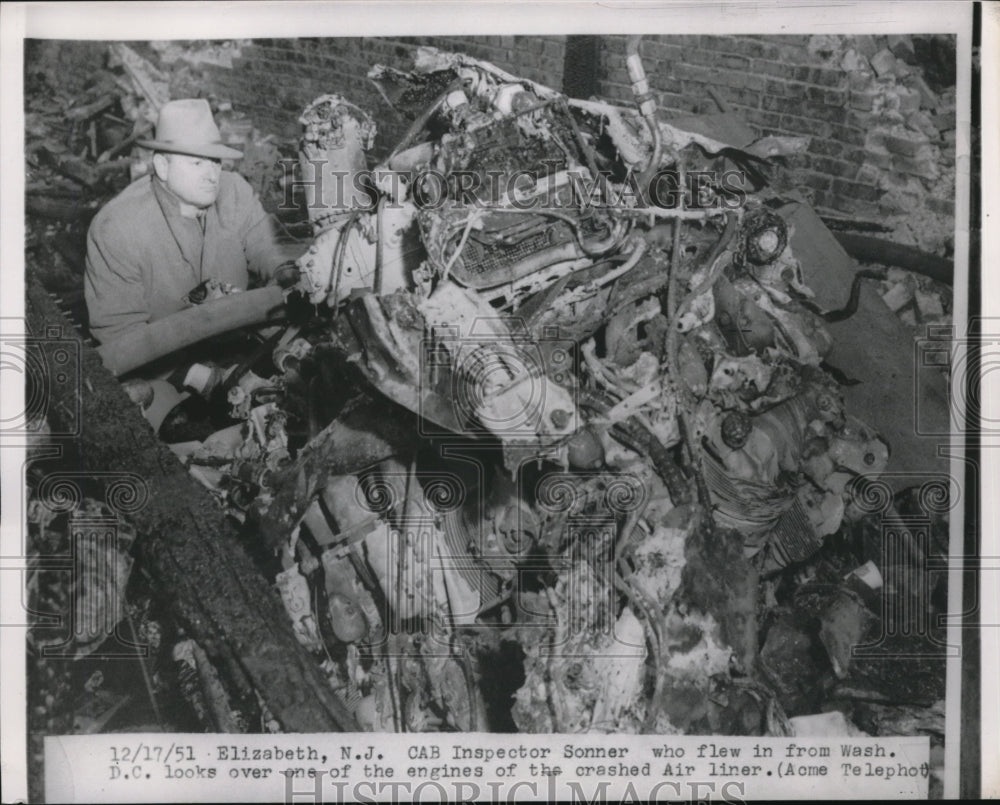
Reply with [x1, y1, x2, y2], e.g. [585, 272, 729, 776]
[26, 40, 949, 766]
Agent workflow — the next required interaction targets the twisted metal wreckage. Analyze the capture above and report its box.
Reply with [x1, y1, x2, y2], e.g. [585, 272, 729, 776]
[55, 46, 949, 735]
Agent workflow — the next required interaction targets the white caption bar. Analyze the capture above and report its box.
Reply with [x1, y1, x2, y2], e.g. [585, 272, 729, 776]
[45, 732, 930, 802]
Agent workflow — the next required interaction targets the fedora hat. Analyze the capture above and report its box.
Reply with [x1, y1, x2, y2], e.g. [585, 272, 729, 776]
[137, 98, 243, 160]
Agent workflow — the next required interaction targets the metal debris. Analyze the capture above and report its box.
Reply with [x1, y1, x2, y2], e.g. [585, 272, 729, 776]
[26, 42, 950, 744]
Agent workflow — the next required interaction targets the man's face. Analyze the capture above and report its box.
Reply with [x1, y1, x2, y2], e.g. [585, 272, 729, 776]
[156, 153, 222, 208]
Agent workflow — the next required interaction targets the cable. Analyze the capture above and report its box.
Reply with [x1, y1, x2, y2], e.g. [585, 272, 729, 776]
[442, 214, 477, 282]
[327, 212, 361, 312]
[625, 36, 662, 205]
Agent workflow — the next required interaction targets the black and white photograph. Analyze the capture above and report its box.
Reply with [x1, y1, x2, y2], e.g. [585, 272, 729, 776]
[1, 2, 992, 802]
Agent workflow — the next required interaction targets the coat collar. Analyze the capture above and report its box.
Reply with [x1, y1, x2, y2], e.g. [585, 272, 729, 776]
[151, 176, 211, 279]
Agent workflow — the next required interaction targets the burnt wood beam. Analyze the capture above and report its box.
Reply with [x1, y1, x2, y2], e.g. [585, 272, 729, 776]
[25, 276, 358, 732]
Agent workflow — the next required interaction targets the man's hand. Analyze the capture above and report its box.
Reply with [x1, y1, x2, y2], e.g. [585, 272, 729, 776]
[273, 261, 302, 289]
[184, 278, 240, 305]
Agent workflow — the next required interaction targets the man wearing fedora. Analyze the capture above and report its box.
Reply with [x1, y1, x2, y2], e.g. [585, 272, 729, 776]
[85, 98, 290, 347]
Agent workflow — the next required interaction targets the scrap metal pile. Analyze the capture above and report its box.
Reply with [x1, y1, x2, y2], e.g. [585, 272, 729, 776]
[155, 48, 909, 735]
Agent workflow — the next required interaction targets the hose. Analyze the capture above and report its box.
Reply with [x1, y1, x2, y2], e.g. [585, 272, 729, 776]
[374, 195, 386, 295]
[625, 36, 662, 204]
[496, 206, 628, 256]
[820, 267, 889, 323]
[832, 232, 953, 285]
[328, 211, 361, 308]
[97, 286, 285, 376]
[590, 236, 648, 289]
[442, 214, 478, 281]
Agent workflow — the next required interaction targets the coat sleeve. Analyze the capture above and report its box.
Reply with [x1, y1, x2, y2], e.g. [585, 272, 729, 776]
[84, 215, 151, 345]
[235, 174, 287, 283]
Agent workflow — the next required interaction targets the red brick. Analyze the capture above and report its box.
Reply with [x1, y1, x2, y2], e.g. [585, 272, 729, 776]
[680, 47, 716, 67]
[675, 62, 718, 83]
[734, 88, 762, 107]
[658, 90, 686, 109]
[604, 66, 630, 86]
[804, 102, 850, 124]
[808, 138, 845, 158]
[869, 48, 897, 78]
[741, 108, 783, 130]
[848, 110, 875, 129]
[761, 94, 802, 115]
[833, 177, 882, 202]
[852, 35, 879, 58]
[850, 87, 881, 111]
[855, 163, 882, 185]
[512, 36, 543, 55]
[896, 86, 922, 114]
[831, 124, 867, 147]
[714, 70, 749, 89]
[883, 132, 930, 157]
[887, 34, 916, 63]
[927, 196, 954, 216]
[891, 154, 940, 180]
[757, 34, 811, 47]
[648, 41, 682, 62]
[779, 114, 833, 138]
[848, 70, 874, 91]
[725, 38, 774, 60]
[809, 66, 847, 88]
[864, 146, 894, 170]
[932, 109, 956, 130]
[907, 110, 940, 139]
[831, 193, 863, 214]
[799, 171, 832, 191]
[720, 53, 751, 71]
[809, 155, 855, 179]
[846, 198, 881, 217]
[702, 35, 733, 50]
[543, 40, 564, 59]
[764, 78, 788, 96]
[810, 189, 833, 210]
[751, 59, 789, 78]
[902, 73, 940, 110]
[805, 86, 847, 106]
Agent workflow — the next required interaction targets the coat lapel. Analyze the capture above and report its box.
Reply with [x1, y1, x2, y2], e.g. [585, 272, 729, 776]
[152, 177, 206, 281]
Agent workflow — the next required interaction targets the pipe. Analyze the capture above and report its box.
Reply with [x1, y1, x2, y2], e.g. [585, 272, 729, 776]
[625, 36, 661, 204]
[832, 232, 953, 285]
[498, 207, 628, 256]
[329, 212, 362, 308]
[591, 237, 648, 289]
[97, 286, 285, 377]
[374, 195, 386, 295]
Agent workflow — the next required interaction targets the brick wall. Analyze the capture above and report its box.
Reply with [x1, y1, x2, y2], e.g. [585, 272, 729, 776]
[26, 35, 956, 255]
[200, 36, 567, 158]
[597, 34, 956, 254]
[197, 34, 953, 253]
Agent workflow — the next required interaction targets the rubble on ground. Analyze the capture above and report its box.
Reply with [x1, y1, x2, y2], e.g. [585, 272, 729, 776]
[25, 42, 950, 779]
[813, 34, 957, 258]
